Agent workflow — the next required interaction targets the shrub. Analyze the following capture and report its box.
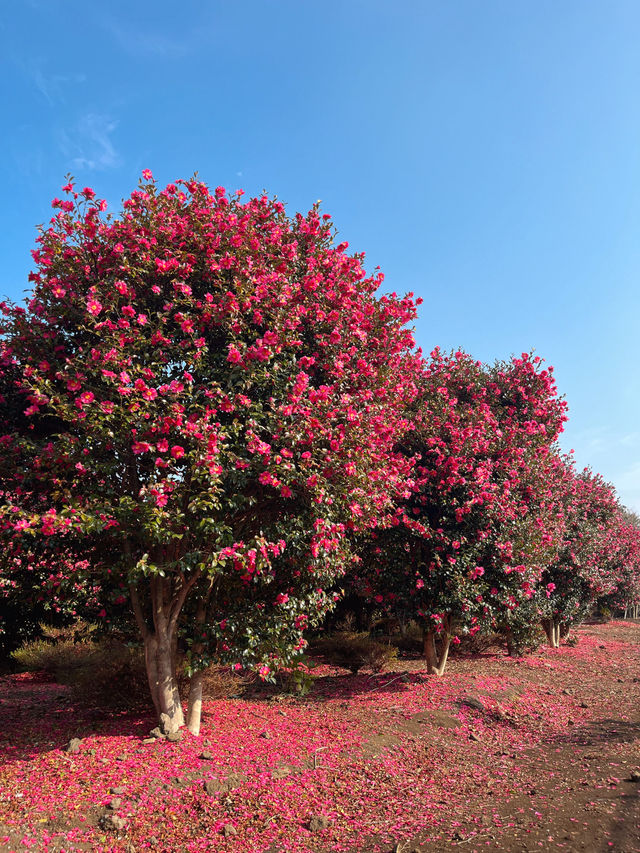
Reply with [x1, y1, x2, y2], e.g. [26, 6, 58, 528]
[11, 625, 148, 709]
[312, 632, 398, 674]
[178, 665, 252, 700]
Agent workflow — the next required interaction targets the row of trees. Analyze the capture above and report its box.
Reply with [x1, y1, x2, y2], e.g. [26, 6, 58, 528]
[1, 175, 638, 734]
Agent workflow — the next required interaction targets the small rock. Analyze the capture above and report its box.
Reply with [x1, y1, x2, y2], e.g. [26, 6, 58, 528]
[199, 750, 214, 760]
[109, 787, 124, 795]
[159, 713, 173, 735]
[461, 697, 485, 712]
[142, 738, 156, 745]
[222, 824, 237, 837]
[226, 773, 245, 789]
[107, 798, 122, 810]
[567, 719, 575, 726]
[149, 727, 164, 739]
[469, 731, 481, 742]
[271, 767, 291, 780]
[629, 770, 640, 782]
[166, 731, 182, 743]
[309, 815, 331, 832]
[579, 702, 588, 709]
[260, 731, 272, 739]
[99, 813, 127, 832]
[115, 754, 127, 762]
[65, 738, 82, 754]
[204, 779, 224, 795]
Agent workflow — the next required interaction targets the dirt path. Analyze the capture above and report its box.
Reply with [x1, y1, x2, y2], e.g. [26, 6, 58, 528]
[0, 621, 638, 853]
[364, 622, 640, 853]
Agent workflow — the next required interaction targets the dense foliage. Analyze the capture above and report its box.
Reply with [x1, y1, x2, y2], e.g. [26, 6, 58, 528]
[1, 173, 639, 724]
[0, 174, 420, 730]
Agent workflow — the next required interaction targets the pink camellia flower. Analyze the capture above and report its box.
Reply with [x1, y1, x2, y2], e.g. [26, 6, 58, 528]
[87, 298, 102, 316]
[76, 391, 95, 407]
[546, 582, 556, 591]
[171, 445, 185, 459]
[258, 665, 270, 678]
[132, 441, 153, 454]
[470, 566, 485, 580]
[275, 593, 289, 605]
[137, 313, 148, 325]
[156, 439, 169, 453]
[227, 344, 243, 364]
[142, 169, 153, 180]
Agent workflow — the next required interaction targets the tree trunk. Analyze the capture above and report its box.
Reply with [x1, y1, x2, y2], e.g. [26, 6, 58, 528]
[129, 571, 201, 733]
[505, 627, 518, 657]
[186, 671, 204, 736]
[541, 618, 560, 648]
[423, 616, 452, 676]
[144, 632, 184, 732]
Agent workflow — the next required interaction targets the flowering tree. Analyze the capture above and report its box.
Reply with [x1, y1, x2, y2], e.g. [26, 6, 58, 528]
[358, 350, 567, 674]
[537, 465, 631, 646]
[0, 352, 103, 654]
[596, 510, 640, 618]
[0, 174, 421, 733]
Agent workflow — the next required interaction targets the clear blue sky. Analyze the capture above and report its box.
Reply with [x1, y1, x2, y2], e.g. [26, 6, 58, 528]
[2, 1, 639, 512]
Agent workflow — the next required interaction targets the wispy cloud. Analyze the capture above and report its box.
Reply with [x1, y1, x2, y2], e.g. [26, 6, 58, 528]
[57, 114, 120, 171]
[99, 14, 197, 58]
[31, 67, 86, 106]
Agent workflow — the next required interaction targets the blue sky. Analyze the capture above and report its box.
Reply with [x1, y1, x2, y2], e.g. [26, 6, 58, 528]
[2, 1, 639, 511]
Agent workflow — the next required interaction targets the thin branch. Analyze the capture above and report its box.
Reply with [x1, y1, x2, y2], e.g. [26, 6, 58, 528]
[168, 569, 202, 633]
[129, 583, 149, 640]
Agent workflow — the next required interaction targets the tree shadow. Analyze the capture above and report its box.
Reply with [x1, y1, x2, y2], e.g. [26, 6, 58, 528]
[0, 673, 155, 765]
[553, 717, 640, 747]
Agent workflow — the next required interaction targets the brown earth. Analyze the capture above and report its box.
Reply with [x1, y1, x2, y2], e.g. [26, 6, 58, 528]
[0, 620, 638, 853]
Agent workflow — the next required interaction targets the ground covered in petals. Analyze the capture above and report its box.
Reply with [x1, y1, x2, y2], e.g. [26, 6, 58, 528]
[1, 621, 639, 853]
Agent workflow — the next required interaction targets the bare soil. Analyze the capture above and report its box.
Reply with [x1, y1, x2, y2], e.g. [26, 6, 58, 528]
[0, 620, 638, 853]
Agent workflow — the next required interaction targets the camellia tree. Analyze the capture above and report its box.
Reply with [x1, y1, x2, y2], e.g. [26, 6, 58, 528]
[358, 349, 567, 674]
[595, 510, 640, 619]
[537, 463, 624, 647]
[0, 174, 422, 733]
[0, 352, 103, 655]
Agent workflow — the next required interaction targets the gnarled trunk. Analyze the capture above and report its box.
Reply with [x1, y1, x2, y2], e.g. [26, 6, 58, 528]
[423, 614, 453, 676]
[129, 568, 202, 733]
[145, 632, 184, 733]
